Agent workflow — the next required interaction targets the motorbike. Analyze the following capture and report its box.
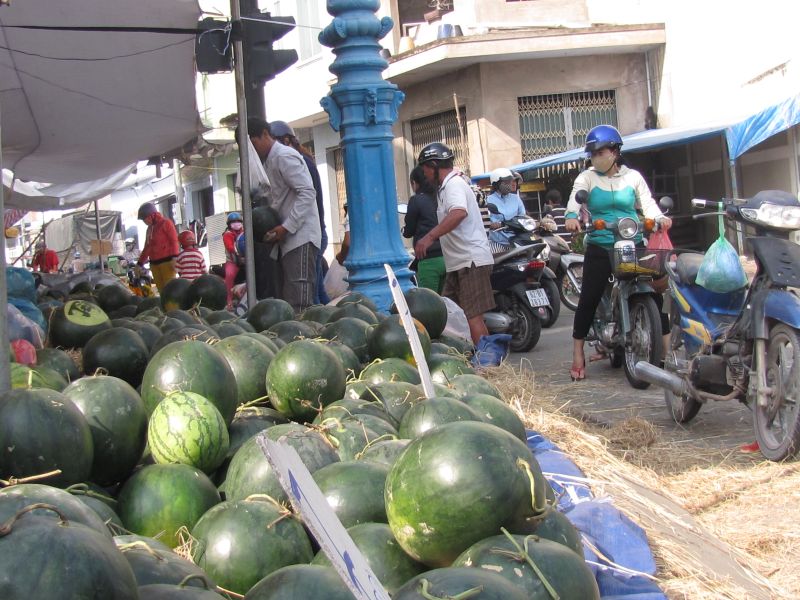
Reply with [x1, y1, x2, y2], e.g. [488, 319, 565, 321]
[575, 190, 674, 389]
[634, 190, 800, 461]
[485, 204, 560, 328]
[537, 212, 584, 312]
[483, 242, 550, 353]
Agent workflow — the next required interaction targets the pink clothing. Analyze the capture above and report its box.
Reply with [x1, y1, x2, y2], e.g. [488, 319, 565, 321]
[224, 261, 239, 307]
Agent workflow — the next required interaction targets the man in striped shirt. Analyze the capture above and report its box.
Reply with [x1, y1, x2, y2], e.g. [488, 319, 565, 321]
[176, 230, 206, 280]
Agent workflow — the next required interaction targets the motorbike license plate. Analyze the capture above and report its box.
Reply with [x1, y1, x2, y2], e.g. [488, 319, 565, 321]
[526, 288, 550, 307]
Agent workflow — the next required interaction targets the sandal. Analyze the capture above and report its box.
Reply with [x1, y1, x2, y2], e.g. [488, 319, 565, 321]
[570, 363, 586, 381]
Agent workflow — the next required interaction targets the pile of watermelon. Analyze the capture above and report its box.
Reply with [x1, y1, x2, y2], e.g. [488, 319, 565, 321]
[0, 276, 600, 599]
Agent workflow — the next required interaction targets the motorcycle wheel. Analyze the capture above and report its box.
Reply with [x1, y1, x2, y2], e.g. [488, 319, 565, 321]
[609, 347, 624, 369]
[664, 309, 701, 423]
[753, 324, 800, 461]
[557, 264, 582, 312]
[540, 278, 561, 328]
[623, 296, 664, 390]
[508, 300, 541, 353]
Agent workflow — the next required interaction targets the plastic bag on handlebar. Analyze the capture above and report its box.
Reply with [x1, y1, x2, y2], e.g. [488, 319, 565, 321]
[696, 230, 748, 293]
[647, 229, 673, 293]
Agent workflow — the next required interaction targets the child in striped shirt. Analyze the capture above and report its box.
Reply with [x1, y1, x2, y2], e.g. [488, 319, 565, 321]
[176, 230, 206, 280]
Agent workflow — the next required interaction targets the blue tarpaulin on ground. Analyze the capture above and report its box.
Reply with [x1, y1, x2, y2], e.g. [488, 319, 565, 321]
[527, 430, 666, 600]
[726, 93, 800, 160]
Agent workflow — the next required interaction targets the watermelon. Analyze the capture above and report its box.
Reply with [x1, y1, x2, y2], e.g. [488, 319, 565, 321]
[367, 315, 431, 365]
[48, 299, 112, 348]
[203, 310, 237, 325]
[148, 391, 229, 474]
[70, 281, 95, 294]
[385, 421, 547, 567]
[394, 567, 528, 600]
[213, 322, 246, 338]
[314, 398, 394, 428]
[82, 327, 149, 386]
[460, 393, 527, 441]
[450, 373, 502, 399]
[311, 461, 390, 527]
[453, 534, 600, 599]
[358, 381, 425, 426]
[141, 340, 238, 425]
[300, 305, 337, 324]
[114, 534, 172, 553]
[337, 291, 378, 312]
[357, 438, 410, 467]
[436, 334, 473, 355]
[320, 317, 372, 363]
[191, 497, 314, 595]
[135, 297, 162, 314]
[245, 564, 354, 599]
[267, 320, 317, 343]
[247, 298, 294, 332]
[118, 542, 214, 588]
[96, 284, 133, 314]
[0, 388, 93, 488]
[0, 505, 139, 600]
[182, 275, 227, 311]
[511, 505, 584, 555]
[63, 375, 148, 486]
[157, 278, 191, 312]
[117, 464, 220, 548]
[311, 523, 425, 594]
[330, 302, 378, 325]
[35, 347, 81, 381]
[266, 340, 346, 422]
[318, 416, 396, 461]
[137, 579, 223, 599]
[10, 362, 69, 391]
[252, 205, 281, 240]
[324, 340, 361, 379]
[110, 304, 139, 319]
[398, 396, 483, 439]
[215, 335, 274, 404]
[165, 309, 199, 326]
[68, 486, 124, 530]
[222, 425, 338, 503]
[430, 342, 456, 355]
[360, 358, 421, 385]
[227, 407, 287, 455]
[427, 354, 475, 384]
[393, 287, 448, 339]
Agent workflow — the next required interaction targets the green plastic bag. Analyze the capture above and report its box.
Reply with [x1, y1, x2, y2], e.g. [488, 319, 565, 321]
[696, 215, 748, 293]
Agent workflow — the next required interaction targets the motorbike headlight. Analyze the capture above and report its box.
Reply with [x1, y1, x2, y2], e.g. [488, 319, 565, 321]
[518, 217, 536, 232]
[617, 217, 639, 239]
[740, 203, 800, 230]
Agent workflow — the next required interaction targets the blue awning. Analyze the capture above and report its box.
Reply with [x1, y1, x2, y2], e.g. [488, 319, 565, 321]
[726, 92, 800, 160]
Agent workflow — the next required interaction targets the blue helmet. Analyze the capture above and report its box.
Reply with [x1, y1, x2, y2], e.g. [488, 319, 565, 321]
[584, 125, 623, 153]
[226, 211, 242, 225]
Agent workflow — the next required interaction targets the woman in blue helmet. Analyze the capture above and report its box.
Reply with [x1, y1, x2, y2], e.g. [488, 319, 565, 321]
[564, 125, 672, 381]
[223, 211, 244, 308]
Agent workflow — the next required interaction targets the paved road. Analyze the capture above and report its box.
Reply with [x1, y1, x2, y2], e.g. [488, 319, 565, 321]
[509, 309, 754, 451]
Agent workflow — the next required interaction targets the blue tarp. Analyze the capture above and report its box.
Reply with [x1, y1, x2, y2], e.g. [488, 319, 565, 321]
[726, 92, 800, 159]
[527, 430, 666, 600]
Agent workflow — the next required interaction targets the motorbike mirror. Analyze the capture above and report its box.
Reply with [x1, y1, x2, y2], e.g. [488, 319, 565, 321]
[397, 203, 408, 215]
[659, 196, 674, 212]
[486, 203, 500, 215]
[575, 190, 589, 205]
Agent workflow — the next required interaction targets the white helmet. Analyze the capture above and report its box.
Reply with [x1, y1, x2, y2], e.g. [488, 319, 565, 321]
[489, 168, 514, 184]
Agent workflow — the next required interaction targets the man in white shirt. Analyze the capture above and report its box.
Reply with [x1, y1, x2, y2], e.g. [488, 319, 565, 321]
[414, 143, 494, 344]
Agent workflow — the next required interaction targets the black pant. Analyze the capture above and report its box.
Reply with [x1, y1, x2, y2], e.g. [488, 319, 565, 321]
[572, 243, 668, 340]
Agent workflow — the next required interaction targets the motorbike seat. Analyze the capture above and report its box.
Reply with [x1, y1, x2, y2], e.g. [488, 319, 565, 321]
[675, 253, 705, 285]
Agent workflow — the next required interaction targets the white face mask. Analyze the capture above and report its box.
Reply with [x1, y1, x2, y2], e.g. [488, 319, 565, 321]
[230, 222, 243, 231]
[591, 153, 616, 174]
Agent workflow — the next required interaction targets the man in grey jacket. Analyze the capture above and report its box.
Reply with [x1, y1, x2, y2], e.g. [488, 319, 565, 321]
[247, 117, 321, 312]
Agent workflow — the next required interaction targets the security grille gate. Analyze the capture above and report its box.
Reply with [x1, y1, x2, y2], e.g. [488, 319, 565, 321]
[518, 90, 618, 161]
[410, 107, 470, 174]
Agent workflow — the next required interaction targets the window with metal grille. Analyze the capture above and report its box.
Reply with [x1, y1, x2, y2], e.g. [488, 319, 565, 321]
[410, 107, 470, 174]
[333, 147, 348, 236]
[518, 91, 617, 161]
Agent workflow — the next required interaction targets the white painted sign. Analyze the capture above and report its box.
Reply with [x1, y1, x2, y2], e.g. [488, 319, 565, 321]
[383, 264, 435, 399]
[257, 435, 392, 600]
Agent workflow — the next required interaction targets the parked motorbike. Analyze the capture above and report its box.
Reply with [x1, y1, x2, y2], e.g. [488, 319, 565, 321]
[537, 212, 583, 312]
[483, 243, 549, 353]
[634, 190, 800, 461]
[575, 190, 673, 389]
[485, 204, 560, 327]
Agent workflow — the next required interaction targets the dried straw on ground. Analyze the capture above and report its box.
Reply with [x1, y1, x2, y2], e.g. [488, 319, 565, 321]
[484, 363, 798, 600]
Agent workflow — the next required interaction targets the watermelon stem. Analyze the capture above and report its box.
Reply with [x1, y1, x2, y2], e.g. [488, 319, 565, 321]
[516, 458, 546, 515]
[178, 574, 214, 590]
[118, 540, 167, 560]
[499, 528, 561, 600]
[0, 468, 62, 487]
[419, 578, 484, 599]
[354, 433, 399, 460]
[0, 503, 68, 534]
[66, 483, 117, 507]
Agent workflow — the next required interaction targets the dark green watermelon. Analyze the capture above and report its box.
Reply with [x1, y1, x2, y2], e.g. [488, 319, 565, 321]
[314, 397, 394, 428]
[113, 534, 171, 553]
[69, 486, 124, 530]
[337, 291, 378, 312]
[266, 340, 346, 422]
[62, 375, 147, 486]
[213, 322, 247, 338]
[435, 334, 473, 356]
[300, 304, 337, 324]
[385, 421, 547, 567]
[97, 284, 134, 314]
[330, 302, 378, 325]
[318, 416, 395, 461]
[191, 497, 314, 595]
[215, 335, 274, 404]
[223, 407, 288, 468]
[311, 461, 390, 527]
[165, 309, 199, 326]
[324, 340, 362, 379]
[394, 567, 528, 600]
[35, 347, 81, 381]
[136, 579, 223, 599]
[360, 358, 421, 386]
[204, 310, 237, 325]
[320, 317, 372, 363]
[252, 205, 281, 241]
[160, 278, 193, 312]
[450, 373, 502, 399]
[247, 298, 294, 332]
[0, 388, 93, 488]
[0, 506, 139, 600]
[427, 354, 475, 384]
[48, 299, 112, 348]
[141, 340, 238, 425]
[117, 463, 220, 548]
[70, 281, 95, 294]
[123, 320, 163, 352]
[136, 296, 162, 315]
[357, 439, 410, 467]
[393, 287, 448, 339]
[267, 320, 317, 343]
[359, 381, 425, 427]
[183, 274, 227, 311]
[460, 393, 527, 442]
[244, 564, 354, 600]
[453, 534, 599, 599]
[148, 391, 230, 474]
[510, 505, 584, 555]
[10, 362, 69, 391]
[82, 327, 149, 386]
[119, 542, 215, 588]
[312, 523, 425, 595]
[367, 315, 431, 365]
[398, 396, 483, 439]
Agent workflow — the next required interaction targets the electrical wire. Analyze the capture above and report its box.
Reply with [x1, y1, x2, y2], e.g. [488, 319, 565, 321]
[0, 37, 193, 61]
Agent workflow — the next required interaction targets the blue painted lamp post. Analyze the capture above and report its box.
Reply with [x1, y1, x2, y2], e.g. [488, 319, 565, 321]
[319, 0, 414, 312]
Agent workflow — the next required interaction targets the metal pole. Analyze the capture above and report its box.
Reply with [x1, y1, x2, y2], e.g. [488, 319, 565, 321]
[94, 200, 105, 272]
[232, 0, 256, 308]
[173, 159, 186, 226]
[0, 99, 11, 392]
[729, 159, 745, 253]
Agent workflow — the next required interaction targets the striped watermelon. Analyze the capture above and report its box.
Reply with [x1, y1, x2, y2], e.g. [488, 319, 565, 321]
[147, 391, 230, 474]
